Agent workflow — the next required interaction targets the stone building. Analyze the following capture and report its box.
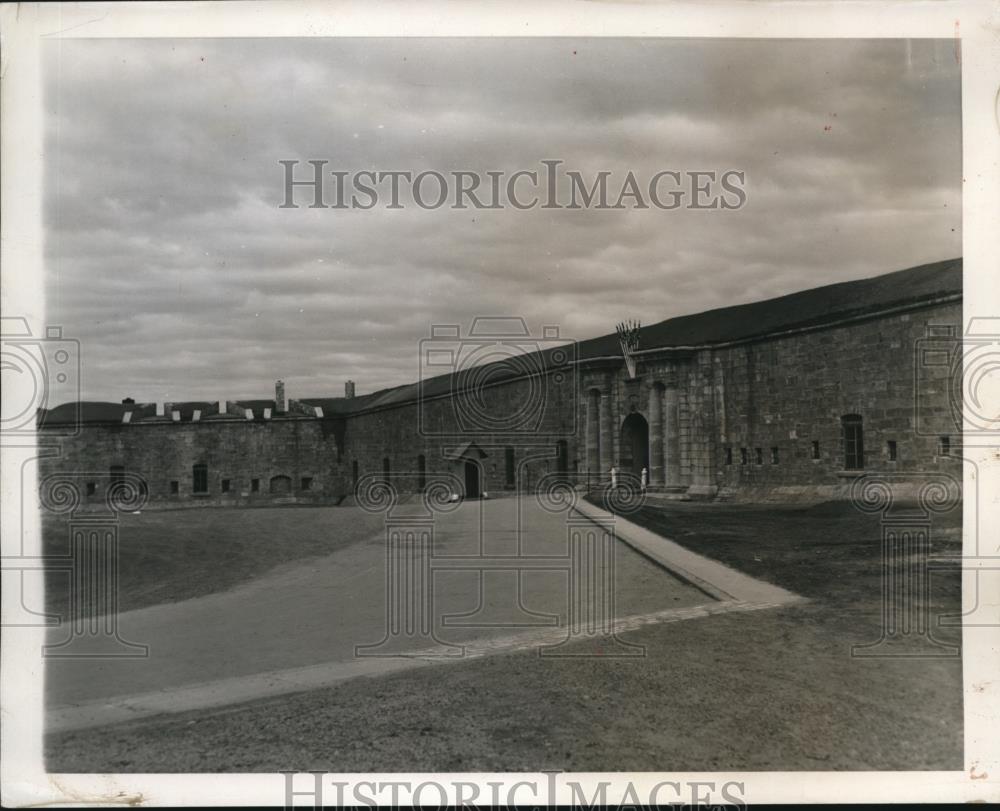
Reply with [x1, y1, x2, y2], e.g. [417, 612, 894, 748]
[36, 257, 963, 507]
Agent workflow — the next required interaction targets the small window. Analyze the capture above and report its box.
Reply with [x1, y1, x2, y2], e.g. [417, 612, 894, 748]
[193, 463, 208, 494]
[86, 482, 96, 496]
[251, 478, 260, 493]
[754, 448, 763, 465]
[417, 455, 427, 492]
[939, 436, 950, 456]
[887, 441, 897, 461]
[382, 457, 390, 481]
[740, 448, 748, 466]
[770, 447, 779, 464]
[352, 461, 359, 489]
[221, 479, 231, 493]
[842, 415, 865, 470]
[724, 447, 733, 466]
[170, 480, 179, 494]
[811, 440, 820, 460]
[301, 476, 313, 491]
[505, 446, 515, 486]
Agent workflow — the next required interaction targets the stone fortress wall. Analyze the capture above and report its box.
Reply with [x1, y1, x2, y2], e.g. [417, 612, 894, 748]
[36, 259, 964, 508]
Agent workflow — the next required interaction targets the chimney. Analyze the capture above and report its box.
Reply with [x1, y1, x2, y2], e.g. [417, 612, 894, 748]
[275, 380, 287, 413]
[122, 397, 135, 405]
[345, 380, 356, 399]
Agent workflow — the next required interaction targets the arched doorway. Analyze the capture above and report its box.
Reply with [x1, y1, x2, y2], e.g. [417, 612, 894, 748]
[619, 412, 649, 476]
[464, 460, 481, 499]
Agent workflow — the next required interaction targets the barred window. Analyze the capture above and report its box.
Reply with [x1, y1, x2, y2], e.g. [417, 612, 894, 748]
[192, 463, 208, 493]
[842, 415, 864, 470]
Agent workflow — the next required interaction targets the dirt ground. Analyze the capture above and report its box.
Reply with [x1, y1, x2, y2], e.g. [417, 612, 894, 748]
[46, 499, 963, 772]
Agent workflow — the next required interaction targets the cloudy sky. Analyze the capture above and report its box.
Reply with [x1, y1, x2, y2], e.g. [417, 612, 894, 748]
[44, 37, 961, 404]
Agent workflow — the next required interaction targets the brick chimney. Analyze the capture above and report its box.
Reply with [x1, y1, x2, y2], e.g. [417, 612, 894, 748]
[275, 380, 287, 413]
[345, 380, 355, 399]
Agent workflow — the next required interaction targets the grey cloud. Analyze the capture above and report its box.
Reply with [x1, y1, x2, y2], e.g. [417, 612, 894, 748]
[43, 37, 960, 402]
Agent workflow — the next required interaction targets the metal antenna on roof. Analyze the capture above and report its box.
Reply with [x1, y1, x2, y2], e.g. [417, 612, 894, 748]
[616, 319, 641, 379]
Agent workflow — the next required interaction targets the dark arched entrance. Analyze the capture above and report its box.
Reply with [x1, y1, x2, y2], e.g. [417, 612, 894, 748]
[620, 412, 649, 475]
[464, 460, 481, 499]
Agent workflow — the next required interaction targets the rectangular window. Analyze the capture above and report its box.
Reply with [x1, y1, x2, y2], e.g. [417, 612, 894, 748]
[192, 463, 208, 494]
[754, 448, 763, 465]
[740, 448, 748, 465]
[221, 479, 231, 493]
[887, 441, 897, 461]
[770, 447, 779, 464]
[724, 447, 733, 465]
[811, 440, 820, 460]
[505, 446, 516, 486]
[842, 415, 865, 470]
[170, 480, 179, 494]
[352, 461, 359, 489]
[939, 436, 950, 456]
[251, 478, 260, 493]
[301, 476, 313, 491]
[86, 482, 96, 496]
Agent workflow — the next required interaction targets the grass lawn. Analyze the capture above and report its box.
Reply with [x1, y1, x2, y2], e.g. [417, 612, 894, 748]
[46, 499, 964, 772]
[42, 505, 387, 618]
[615, 498, 962, 612]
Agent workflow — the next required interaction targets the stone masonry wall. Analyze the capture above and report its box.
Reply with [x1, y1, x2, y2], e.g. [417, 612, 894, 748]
[691, 301, 963, 491]
[38, 417, 344, 508]
[342, 370, 581, 496]
[37, 299, 962, 508]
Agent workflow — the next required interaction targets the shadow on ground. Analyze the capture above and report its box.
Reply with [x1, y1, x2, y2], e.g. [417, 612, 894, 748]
[46, 499, 963, 772]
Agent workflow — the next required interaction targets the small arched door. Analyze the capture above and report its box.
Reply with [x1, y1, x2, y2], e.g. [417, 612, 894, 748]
[464, 460, 481, 499]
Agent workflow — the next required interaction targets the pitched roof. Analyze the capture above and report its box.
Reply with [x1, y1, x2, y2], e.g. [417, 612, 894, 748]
[38, 257, 961, 425]
[308, 257, 962, 414]
[591, 256, 962, 353]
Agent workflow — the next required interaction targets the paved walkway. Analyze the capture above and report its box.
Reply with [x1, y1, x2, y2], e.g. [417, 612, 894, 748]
[46, 495, 802, 733]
